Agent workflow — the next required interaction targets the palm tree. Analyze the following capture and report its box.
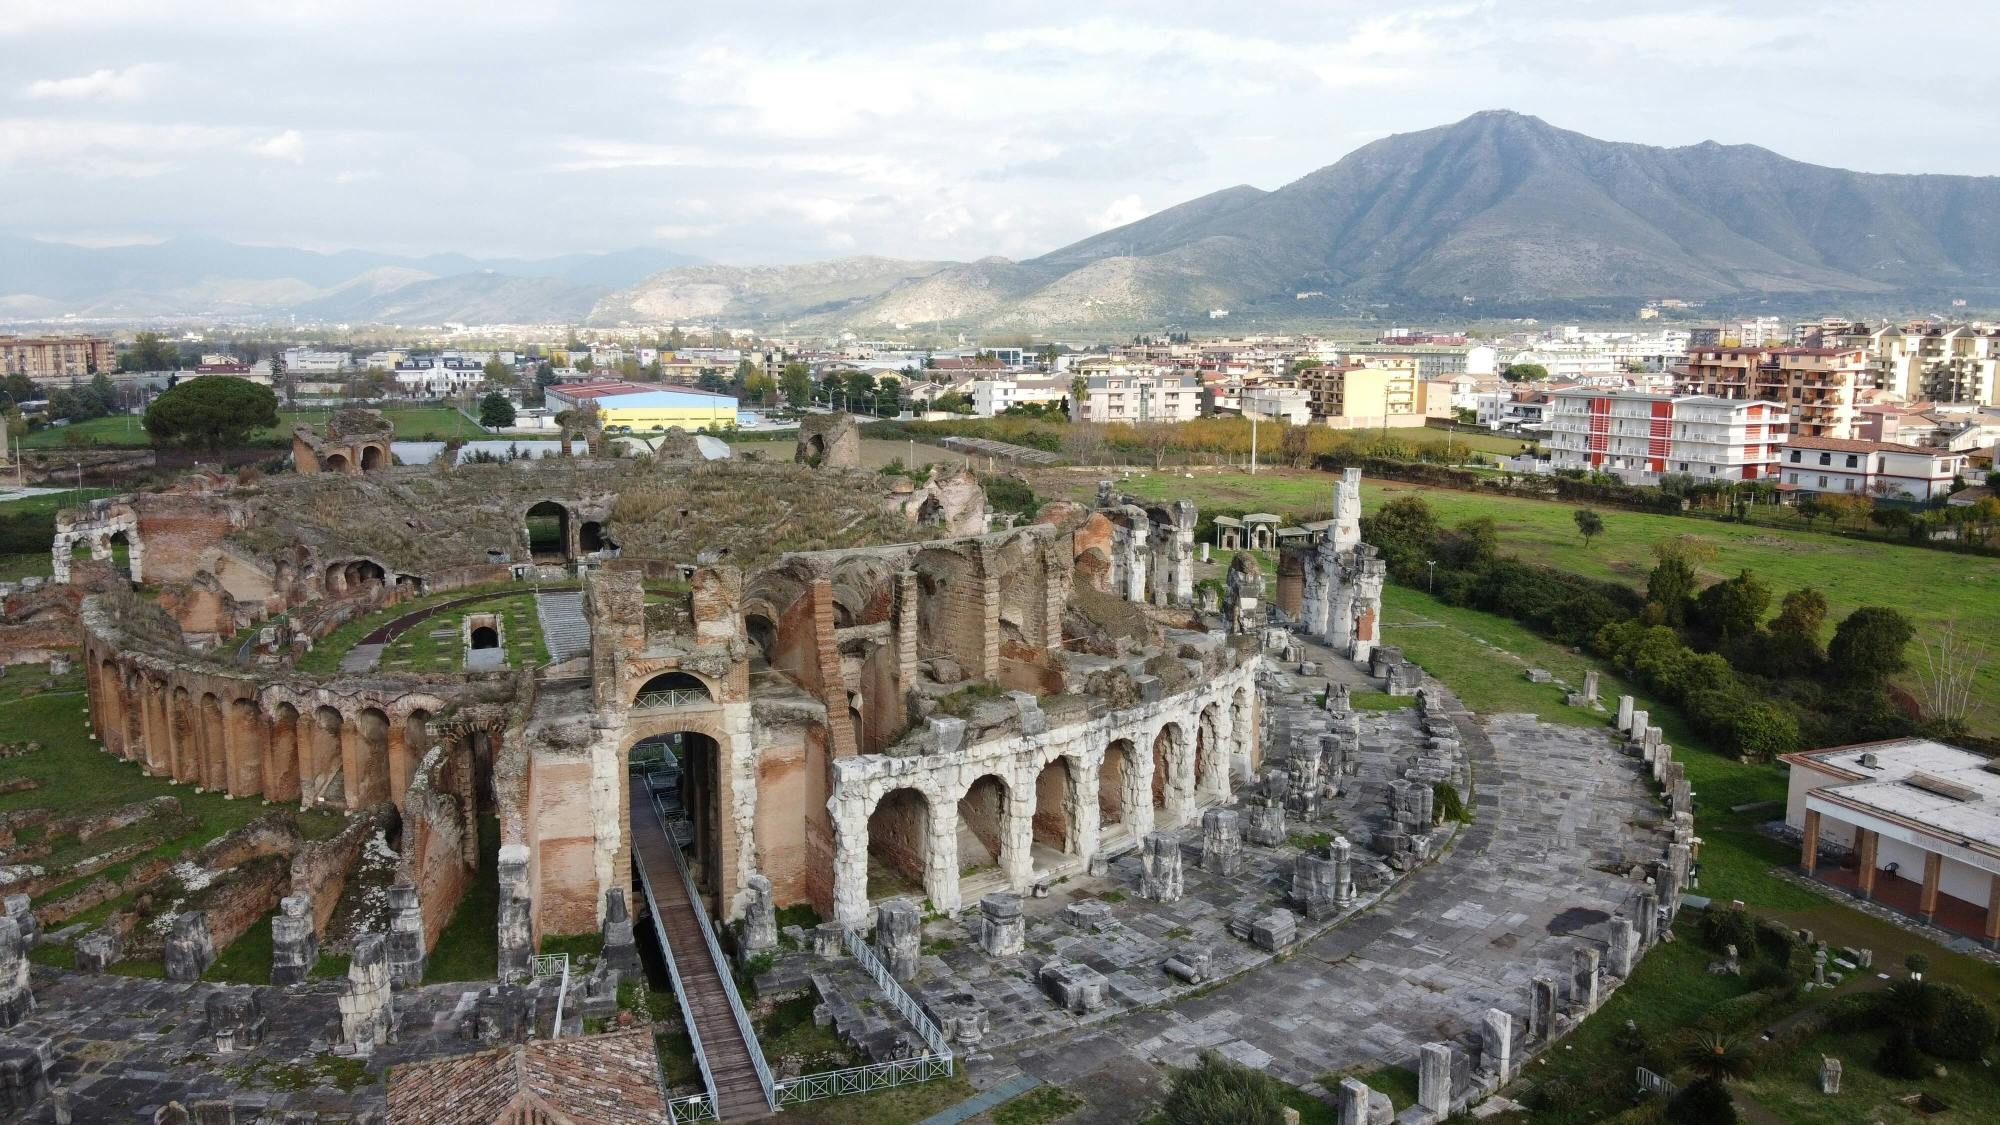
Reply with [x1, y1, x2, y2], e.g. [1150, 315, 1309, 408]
[1679, 1031, 1755, 1083]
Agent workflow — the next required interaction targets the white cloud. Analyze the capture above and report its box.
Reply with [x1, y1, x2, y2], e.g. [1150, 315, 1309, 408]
[1090, 194, 1149, 231]
[248, 129, 304, 163]
[23, 63, 162, 101]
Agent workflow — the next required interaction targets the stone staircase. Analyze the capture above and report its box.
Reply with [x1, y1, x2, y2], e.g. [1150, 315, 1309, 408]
[535, 591, 591, 663]
[811, 957, 927, 1063]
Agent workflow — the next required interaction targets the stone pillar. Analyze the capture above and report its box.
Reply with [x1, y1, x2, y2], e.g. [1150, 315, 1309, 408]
[874, 899, 921, 981]
[1418, 1042, 1453, 1116]
[496, 844, 533, 981]
[1582, 670, 1599, 704]
[339, 933, 393, 1052]
[925, 796, 962, 914]
[1531, 976, 1558, 1045]
[1331, 836, 1355, 904]
[1002, 785, 1035, 892]
[164, 910, 215, 982]
[1071, 755, 1101, 871]
[1920, 852, 1943, 922]
[0, 917, 30, 1027]
[1337, 1077, 1371, 1125]
[1799, 809, 1820, 875]
[1481, 1008, 1512, 1081]
[1638, 892, 1660, 949]
[1244, 804, 1286, 847]
[741, 874, 778, 958]
[978, 893, 1024, 957]
[832, 803, 870, 929]
[0, 1044, 47, 1114]
[386, 884, 426, 987]
[1200, 808, 1243, 876]
[271, 894, 319, 985]
[1140, 831, 1183, 903]
[75, 927, 123, 973]
[601, 888, 639, 973]
[1, 898, 37, 951]
[1574, 946, 1601, 1012]
[1608, 919, 1639, 978]
[1626, 707, 1648, 739]
[1820, 1055, 1842, 1095]
[1124, 525, 1148, 604]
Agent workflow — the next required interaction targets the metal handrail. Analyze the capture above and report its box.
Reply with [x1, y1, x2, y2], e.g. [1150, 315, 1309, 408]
[667, 1094, 718, 1123]
[840, 927, 954, 1059]
[634, 688, 714, 711]
[630, 806, 721, 1122]
[530, 954, 571, 1039]
[655, 803, 778, 1114]
[774, 1055, 955, 1106]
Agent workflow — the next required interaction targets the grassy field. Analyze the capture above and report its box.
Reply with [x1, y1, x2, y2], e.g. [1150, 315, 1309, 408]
[1056, 465, 2000, 736]
[18, 405, 489, 449]
[294, 581, 547, 675]
[373, 592, 546, 672]
[424, 816, 500, 982]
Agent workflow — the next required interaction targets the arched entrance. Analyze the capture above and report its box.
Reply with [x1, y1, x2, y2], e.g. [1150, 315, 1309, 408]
[957, 773, 1010, 878]
[634, 670, 713, 709]
[866, 787, 931, 901]
[579, 520, 613, 553]
[360, 444, 386, 470]
[1031, 757, 1077, 860]
[470, 626, 499, 649]
[804, 433, 827, 466]
[107, 530, 132, 580]
[355, 707, 391, 807]
[323, 452, 351, 472]
[630, 729, 725, 906]
[524, 501, 571, 561]
[1100, 739, 1135, 836]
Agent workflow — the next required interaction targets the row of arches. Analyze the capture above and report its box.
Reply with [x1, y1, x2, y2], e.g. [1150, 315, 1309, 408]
[90, 654, 440, 813]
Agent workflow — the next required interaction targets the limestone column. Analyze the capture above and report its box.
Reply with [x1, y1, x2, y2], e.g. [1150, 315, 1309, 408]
[1919, 852, 1943, 922]
[925, 794, 962, 914]
[1799, 808, 1820, 874]
[1069, 754, 1101, 872]
[831, 799, 870, 929]
[1607, 919, 1639, 978]
[1574, 946, 1601, 1011]
[1418, 1042, 1453, 1116]
[1124, 526, 1148, 604]
[1002, 781, 1035, 891]
[1337, 1078, 1371, 1125]
[1530, 976, 1558, 1044]
[874, 899, 921, 980]
[1127, 744, 1156, 842]
[1481, 1009, 1512, 1081]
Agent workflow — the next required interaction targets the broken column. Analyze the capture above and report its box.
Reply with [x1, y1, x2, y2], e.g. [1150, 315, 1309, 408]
[1, 898, 38, 950]
[338, 933, 393, 1053]
[1615, 695, 1633, 731]
[1575, 946, 1601, 1012]
[1200, 808, 1243, 876]
[1331, 836, 1355, 905]
[1481, 1008, 1512, 1081]
[601, 888, 639, 974]
[1244, 803, 1286, 847]
[386, 883, 426, 987]
[1291, 850, 1340, 920]
[1337, 1077, 1371, 1125]
[874, 898, 921, 981]
[1627, 708, 1649, 741]
[0, 1044, 47, 1114]
[1820, 1056, 1842, 1094]
[205, 990, 268, 1052]
[1607, 919, 1639, 978]
[1418, 1042, 1454, 1116]
[1531, 976, 1558, 1045]
[0, 918, 29, 1027]
[74, 926, 123, 973]
[1582, 670, 1599, 704]
[978, 893, 1024, 958]
[741, 874, 778, 960]
[270, 895, 318, 985]
[1037, 959, 1106, 1013]
[1141, 831, 1183, 903]
[496, 845, 533, 981]
[163, 910, 214, 983]
[1638, 891, 1660, 948]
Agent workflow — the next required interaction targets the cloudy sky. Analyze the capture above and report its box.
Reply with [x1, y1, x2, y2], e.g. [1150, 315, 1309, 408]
[4, 0, 1996, 265]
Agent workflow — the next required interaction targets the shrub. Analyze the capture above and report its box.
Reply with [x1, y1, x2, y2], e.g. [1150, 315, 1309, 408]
[1160, 1052, 1286, 1125]
[1915, 984, 1998, 1061]
[1874, 1027, 1926, 1079]
[1666, 1077, 1736, 1125]
[1432, 782, 1471, 824]
[1698, 907, 1758, 954]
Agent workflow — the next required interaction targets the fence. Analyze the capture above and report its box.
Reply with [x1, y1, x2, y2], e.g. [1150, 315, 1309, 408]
[769, 928, 956, 1107]
[634, 687, 713, 711]
[631, 805, 720, 1125]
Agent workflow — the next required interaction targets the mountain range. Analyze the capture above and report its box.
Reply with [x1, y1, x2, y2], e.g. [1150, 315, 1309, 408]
[11, 111, 2000, 330]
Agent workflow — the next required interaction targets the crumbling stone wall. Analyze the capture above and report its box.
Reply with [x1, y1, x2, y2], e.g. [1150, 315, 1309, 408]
[794, 413, 861, 468]
[293, 410, 393, 476]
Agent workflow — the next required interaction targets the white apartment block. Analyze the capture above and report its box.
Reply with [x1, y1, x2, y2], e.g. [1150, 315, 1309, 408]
[1547, 390, 1790, 483]
[1776, 436, 1968, 501]
[1070, 362, 1202, 424]
[1868, 326, 2000, 406]
[281, 347, 353, 375]
[1241, 385, 1311, 424]
[970, 376, 1068, 417]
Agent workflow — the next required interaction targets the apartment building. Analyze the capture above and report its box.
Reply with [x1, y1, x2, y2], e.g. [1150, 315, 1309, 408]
[281, 347, 354, 375]
[0, 335, 115, 378]
[1679, 346, 1867, 439]
[1319, 342, 1499, 380]
[1241, 384, 1311, 424]
[1069, 362, 1201, 423]
[1301, 358, 1425, 429]
[1775, 436, 1968, 501]
[969, 376, 1068, 417]
[1547, 389, 1790, 482]
[1869, 326, 2000, 406]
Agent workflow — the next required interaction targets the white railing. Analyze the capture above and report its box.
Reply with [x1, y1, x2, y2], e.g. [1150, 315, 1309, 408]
[774, 1055, 957, 1106]
[656, 806, 778, 1114]
[631, 811, 722, 1123]
[530, 953, 571, 1039]
[839, 927, 955, 1058]
[634, 688, 712, 711]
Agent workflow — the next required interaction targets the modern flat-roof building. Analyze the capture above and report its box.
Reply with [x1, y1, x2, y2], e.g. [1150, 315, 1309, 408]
[576, 387, 740, 431]
[1069, 362, 1201, 423]
[0, 334, 115, 378]
[1547, 389, 1789, 482]
[1775, 435, 1969, 501]
[969, 376, 1067, 417]
[1301, 358, 1426, 429]
[1784, 738, 2000, 946]
[1680, 346, 1868, 439]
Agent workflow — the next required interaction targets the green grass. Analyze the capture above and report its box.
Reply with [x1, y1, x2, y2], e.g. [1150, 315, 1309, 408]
[1737, 1026, 2000, 1124]
[1337, 1063, 1419, 1111]
[373, 592, 546, 672]
[773, 1073, 974, 1124]
[1347, 690, 1415, 711]
[539, 931, 604, 961]
[17, 405, 489, 450]
[423, 815, 500, 983]
[0, 553, 50, 582]
[293, 581, 544, 675]
[205, 905, 279, 984]
[990, 1084, 1086, 1125]
[1278, 1084, 1339, 1125]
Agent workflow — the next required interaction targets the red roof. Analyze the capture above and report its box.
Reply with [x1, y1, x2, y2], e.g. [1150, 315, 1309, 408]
[1780, 434, 1939, 456]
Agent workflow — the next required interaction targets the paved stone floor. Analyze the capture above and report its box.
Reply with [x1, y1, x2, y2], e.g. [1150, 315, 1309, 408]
[982, 652, 1664, 1111]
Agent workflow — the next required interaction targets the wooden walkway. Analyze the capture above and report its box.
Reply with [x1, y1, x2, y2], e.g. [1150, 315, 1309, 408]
[630, 801, 770, 1120]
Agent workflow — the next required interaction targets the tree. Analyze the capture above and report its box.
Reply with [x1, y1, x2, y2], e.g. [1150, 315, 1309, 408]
[1160, 1052, 1285, 1125]
[1795, 496, 1826, 531]
[121, 331, 178, 373]
[481, 358, 514, 392]
[732, 358, 755, 393]
[744, 372, 776, 407]
[478, 391, 516, 428]
[1137, 421, 1176, 469]
[1501, 362, 1548, 382]
[932, 390, 974, 415]
[1828, 606, 1915, 686]
[270, 351, 293, 407]
[1069, 375, 1088, 417]
[1573, 508, 1604, 546]
[142, 376, 277, 452]
[1694, 569, 1770, 644]
[1818, 492, 1872, 530]
[1763, 587, 1828, 675]
[1666, 1078, 1736, 1125]
[1914, 617, 1990, 730]
[89, 371, 118, 415]
[780, 362, 812, 408]
[1916, 984, 1998, 1060]
[1278, 424, 1310, 468]
[1646, 555, 1699, 627]
[574, 354, 595, 373]
[841, 370, 876, 408]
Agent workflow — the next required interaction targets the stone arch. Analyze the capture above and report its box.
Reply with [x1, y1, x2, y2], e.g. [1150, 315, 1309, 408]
[121, 667, 143, 761]
[354, 707, 392, 807]
[743, 612, 776, 667]
[308, 705, 345, 806]
[629, 726, 728, 906]
[523, 500, 571, 560]
[957, 773, 1011, 874]
[169, 686, 196, 783]
[198, 693, 226, 791]
[360, 444, 386, 471]
[578, 520, 612, 553]
[1151, 721, 1190, 822]
[1100, 738, 1138, 831]
[830, 556, 898, 629]
[1031, 755, 1078, 855]
[865, 786, 932, 902]
[1196, 702, 1228, 801]
[323, 451, 351, 473]
[634, 669, 715, 707]
[267, 703, 302, 802]
[470, 625, 499, 649]
[227, 698, 263, 796]
[804, 433, 827, 465]
[106, 530, 134, 580]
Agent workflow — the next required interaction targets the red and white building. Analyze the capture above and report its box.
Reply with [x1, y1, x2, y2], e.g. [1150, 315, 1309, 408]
[1775, 435, 1969, 500]
[1547, 390, 1789, 482]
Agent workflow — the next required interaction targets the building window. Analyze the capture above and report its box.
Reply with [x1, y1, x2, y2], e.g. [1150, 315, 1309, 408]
[1789, 450, 1801, 462]
[1845, 455, 1858, 468]
[1817, 476, 1827, 488]
[1818, 452, 1831, 465]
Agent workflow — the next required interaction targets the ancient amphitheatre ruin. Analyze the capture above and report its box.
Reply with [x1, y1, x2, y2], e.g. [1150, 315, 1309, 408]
[0, 410, 1689, 1122]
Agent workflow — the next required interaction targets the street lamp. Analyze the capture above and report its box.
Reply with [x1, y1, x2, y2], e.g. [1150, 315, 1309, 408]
[1426, 558, 1437, 591]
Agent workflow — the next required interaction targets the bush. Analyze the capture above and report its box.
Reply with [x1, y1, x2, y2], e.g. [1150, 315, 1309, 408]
[1698, 907, 1758, 954]
[1666, 1077, 1735, 1125]
[1875, 1027, 1926, 1079]
[1161, 1052, 1286, 1125]
[1916, 983, 1998, 1061]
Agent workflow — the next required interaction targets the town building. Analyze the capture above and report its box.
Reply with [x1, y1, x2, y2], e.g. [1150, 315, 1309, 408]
[281, 347, 354, 375]
[1301, 359, 1425, 429]
[1774, 436, 1968, 501]
[1069, 362, 1201, 423]
[1323, 342, 1499, 380]
[1785, 738, 2000, 947]
[394, 357, 489, 398]
[548, 381, 740, 431]
[0, 334, 116, 378]
[1547, 390, 1789, 482]
[1241, 384, 1311, 425]
[1679, 346, 1868, 439]
[1868, 325, 2000, 406]
[970, 376, 1068, 417]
